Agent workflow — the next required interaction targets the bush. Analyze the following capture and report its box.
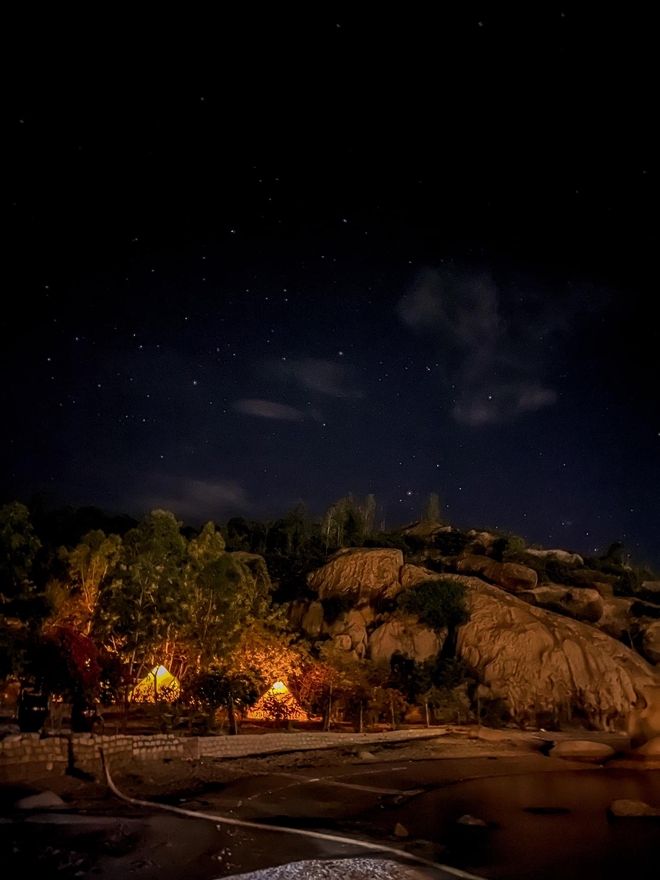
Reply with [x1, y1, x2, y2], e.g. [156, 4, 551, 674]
[363, 532, 409, 552]
[433, 531, 470, 556]
[477, 696, 510, 728]
[397, 578, 468, 632]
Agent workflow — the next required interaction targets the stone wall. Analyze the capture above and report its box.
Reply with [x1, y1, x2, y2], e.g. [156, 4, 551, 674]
[1, 727, 444, 782]
[0, 732, 196, 782]
[196, 727, 445, 758]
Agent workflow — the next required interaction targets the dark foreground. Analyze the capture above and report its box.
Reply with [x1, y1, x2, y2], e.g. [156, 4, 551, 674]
[1, 745, 659, 879]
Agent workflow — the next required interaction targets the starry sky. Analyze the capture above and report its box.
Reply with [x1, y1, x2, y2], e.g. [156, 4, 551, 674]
[4, 10, 659, 565]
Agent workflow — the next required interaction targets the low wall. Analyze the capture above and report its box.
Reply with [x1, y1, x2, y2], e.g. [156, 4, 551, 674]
[196, 727, 446, 758]
[0, 732, 196, 782]
[0, 727, 446, 783]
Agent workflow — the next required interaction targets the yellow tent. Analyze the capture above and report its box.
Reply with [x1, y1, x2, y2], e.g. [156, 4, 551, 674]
[248, 680, 308, 721]
[131, 665, 181, 703]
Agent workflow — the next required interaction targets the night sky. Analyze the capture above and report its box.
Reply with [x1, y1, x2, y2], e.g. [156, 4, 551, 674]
[4, 11, 658, 565]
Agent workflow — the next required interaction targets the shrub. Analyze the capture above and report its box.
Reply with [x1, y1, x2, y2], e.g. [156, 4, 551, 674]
[478, 696, 510, 728]
[363, 532, 409, 552]
[433, 531, 470, 556]
[397, 578, 468, 632]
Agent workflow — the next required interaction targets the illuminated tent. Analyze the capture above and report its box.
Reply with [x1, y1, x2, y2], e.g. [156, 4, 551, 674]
[247, 680, 308, 721]
[131, 665, 181, 702]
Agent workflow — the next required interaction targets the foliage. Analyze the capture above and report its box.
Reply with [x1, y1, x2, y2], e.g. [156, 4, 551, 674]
[179, 524, 268, 671]
[421, 492, 443, 524]
[184, 668, 261, 714]
[363, 532, 409, 552]
[432, 531, 470, 556]
[389, 653, 470, 704]
[25, 625, 102, 702]
[0, 502, 44, 621]
[231, 622, 304, 689]
[321, 494, 378, 550]
[477, 696, 511, 728]
[491, 534, 526, 562]
[49, 530, 121, 631]
[93, 510, 188, 680]
[183, 667, 261, 731]
[397, 578, 468, 632]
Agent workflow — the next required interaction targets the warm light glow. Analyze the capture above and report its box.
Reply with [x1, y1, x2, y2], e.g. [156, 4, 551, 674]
[247, 679, 309, 721]
[131, 664, 180, 703]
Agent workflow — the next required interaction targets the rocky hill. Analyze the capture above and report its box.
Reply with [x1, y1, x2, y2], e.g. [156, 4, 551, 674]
[288, 528, 660, 741]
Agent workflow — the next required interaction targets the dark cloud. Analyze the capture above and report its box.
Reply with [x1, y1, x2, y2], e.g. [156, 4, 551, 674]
[233, 398, 305, 420]
[135, 476, 248, 522]
[268, 358, 363, 399]
[399, 269, 564, 425]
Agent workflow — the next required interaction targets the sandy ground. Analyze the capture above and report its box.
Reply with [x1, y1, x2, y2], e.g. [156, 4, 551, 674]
[0, 728, 653, 880]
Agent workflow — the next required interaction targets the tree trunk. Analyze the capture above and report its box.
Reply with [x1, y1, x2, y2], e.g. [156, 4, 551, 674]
[390, 692, 396, 730]
[323, 688, 332, 731]
[228, 693, 238, 735]
[358, 701, 363, 733]
[424, 700, 430, 728]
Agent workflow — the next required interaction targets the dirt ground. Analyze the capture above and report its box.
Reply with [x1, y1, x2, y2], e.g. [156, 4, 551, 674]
[1, 727, 652, 880]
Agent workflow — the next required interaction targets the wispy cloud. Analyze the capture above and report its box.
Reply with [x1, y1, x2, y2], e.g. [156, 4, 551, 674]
[233, 398, 305, 420]
[136, 477, 248, 521]
[399, 268, 566, 426]
[268, 358, 362, 399]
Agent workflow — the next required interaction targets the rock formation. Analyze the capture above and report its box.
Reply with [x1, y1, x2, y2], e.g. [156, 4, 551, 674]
[524, 548, 584, 566]
[300, 547, 660, 737]
[451, 573, 660, 735]
[518, 585, 604, 622]
[307, 547, 404, 603]
[368, 615, 443, 666]
[642, 621, 660, 665]
[455, 555, 538, 593]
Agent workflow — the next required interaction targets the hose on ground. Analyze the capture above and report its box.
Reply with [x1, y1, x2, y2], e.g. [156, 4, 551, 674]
[99, 749, 481, 879]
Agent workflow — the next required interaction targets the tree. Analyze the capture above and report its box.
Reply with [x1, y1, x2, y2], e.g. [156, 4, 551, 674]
[0, 502, 42, 618]
[180, 524, 275, 676]
[360, 493, 377, 538]
[421, 492, 442, 523]
[184, 668, 261, 733]
[94, 510, 187, 684]
[52, 530, 121, 632]
[397, 578, 468, 633]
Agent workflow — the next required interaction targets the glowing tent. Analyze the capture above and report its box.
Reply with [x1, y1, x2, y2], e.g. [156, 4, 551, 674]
[131, 665, 181, 703]
[247, 680, 308, 721]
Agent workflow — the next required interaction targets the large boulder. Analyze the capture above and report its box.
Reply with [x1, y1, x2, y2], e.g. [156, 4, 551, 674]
[368, 615, 443, 666]
[597, 598, 636, 640]
[642, 621, 660, 665]
[15, 791, 66, 810]
[456, 556, 537, 594]
[549, 740, 615, 763]
[288, 599, 308, 630]
[402, 521, 453, 541]
[301, 601, 325, 637]
[524, 548, 584, 566]
[400, 563, 440, 589]
[449, 573, 660, 732]
[641, 581, 660, 594]
[588, 581, 616, 599]
[455, 555, 493, 576]
[327, 609, 369, 657]
[465, 531, 498, 554]
[307, 548, 404, 604]
[609, 799, 660, 818]
[519, 585, 604, 623]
